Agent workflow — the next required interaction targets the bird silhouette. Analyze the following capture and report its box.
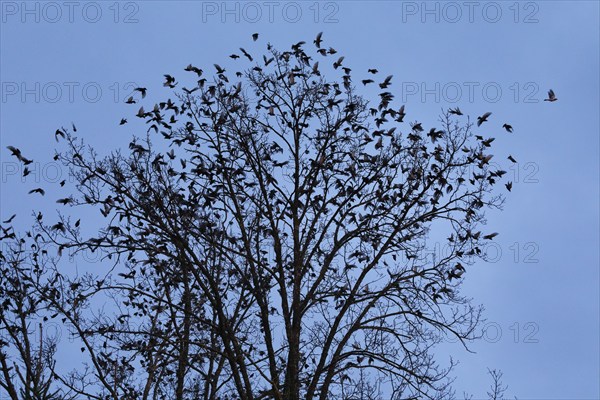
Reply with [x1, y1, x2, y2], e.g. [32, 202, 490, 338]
[120, 118, 128, 125]
[2, 214, 16, 224]
[368, 69, 378, 74]
[239, 47, 253, 61]
[252, 33, 259, 41]
[544, 89, 557, 102]
[507, 155, 517, 163]
[163, 75, 177, 88]
[333, 56, 344, 69]
[314, 32, 323, 48]
[134, 87, 147, 98]
[505, 181, 513, 192]
[6, 146, 33, 164]
[449, 107, 463, 115]
[125, 96, 136, 104]
[502, 124, 513, 133]
[362, 79, 374, 86]
[483, 232, 498, 240]
[28, 188, 45, 195]
[477, 112, 492, 126]
[379, 75, 393, 89]
[55, 129, 66, 141]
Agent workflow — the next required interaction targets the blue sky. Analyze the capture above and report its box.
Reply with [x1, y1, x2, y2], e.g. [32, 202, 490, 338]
[1, 1, 599, 398]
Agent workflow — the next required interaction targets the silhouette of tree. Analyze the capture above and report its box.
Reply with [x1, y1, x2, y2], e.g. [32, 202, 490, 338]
[1, 35, 515, 400]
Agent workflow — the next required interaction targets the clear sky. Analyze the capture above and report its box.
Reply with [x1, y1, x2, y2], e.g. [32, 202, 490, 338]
[1, 1, 599, 398]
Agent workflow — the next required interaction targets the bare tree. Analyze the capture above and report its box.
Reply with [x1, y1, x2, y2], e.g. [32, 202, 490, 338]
[1, 35, 515, 400]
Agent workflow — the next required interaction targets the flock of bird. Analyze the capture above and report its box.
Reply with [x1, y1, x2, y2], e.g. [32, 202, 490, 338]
[3, 32, 558, 235]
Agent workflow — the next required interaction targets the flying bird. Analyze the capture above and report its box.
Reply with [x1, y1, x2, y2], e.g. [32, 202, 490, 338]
[55, 129, 66, 141]
[134, 87, 147, 98]
[379, 75, 393, 89]
[240, 47, 253, 61]
[507, 155, 517, 163]
[544, 89, 557, 102]
[505, 181, 513, 192]
[314, 32, 323, 48]
[252, 33, 259, 41]
[6, 146, 33, 164]
[119, 118, 127, 125]
[502, 123, 513, 133]
[333, 56, 344, 69]
[368, 68, 378, 74]
[477, 112, 492, 126]
[125, 96, 136, 104]
[2, 214, 16, 224]
[483, 232, 499, 240]
[163, 74, 177, 88]
[362, 79, 374, 86]
[28, 188, 45, 195]
[56, 197, 73, 205]
[214, 64, 225, 74]
[449, 107, 463, 115]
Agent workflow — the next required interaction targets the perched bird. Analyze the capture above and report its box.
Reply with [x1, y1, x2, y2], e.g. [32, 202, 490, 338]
[507, 155, 517, 163]
[28, 188, 45, 195]
[134, 87, 147, 98]
[449, 107, 463, 116]
[505, 181, 513, 192]
[544, 89, 557, 102]
[252, 32, 259, 41]
[314, 32, 323, 48]
[502, 123, 513, 133]
[477, 112, 492, 126]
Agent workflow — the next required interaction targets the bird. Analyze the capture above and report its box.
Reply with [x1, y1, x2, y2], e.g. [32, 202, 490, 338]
[229, 53, 240, 59]
[55, 129, 66, 141]
[125, 96, 136, 104]
[314, 32, 323, 48]
[368, 68, 378, 74]
[507, 155, 517, 163]
[544, 89, 557, 102]
[502, 123, 513, 133]
[477, 112, 492, 126]
[375, 136, 383, 150]
[505, 181, 513, 192]
[51, 222, 65, 233]
[240, 47, 253, 61]
[6, 146, 33, 164]
[379, 75, 393, 89]
[184, 64, 203, 76]
[333, 56, 344, 69]
[71, 122, 77, 132]
[449, 107, 463, 115]
[56, 197, 73, 205]
[134, 87, 147, 98]
[2, 214, 16, 224]
[119, 118, 127, 125]
[28, 188, 45, 195]
[362, 79, 374, 86]
[163, 74, 177, 88]
[252, 33, 259, 41]
[23, 167, 30, 177]
[427, 128, 444, 143]
[483, 232, 499, 240]
[214, 64, 225, 74]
